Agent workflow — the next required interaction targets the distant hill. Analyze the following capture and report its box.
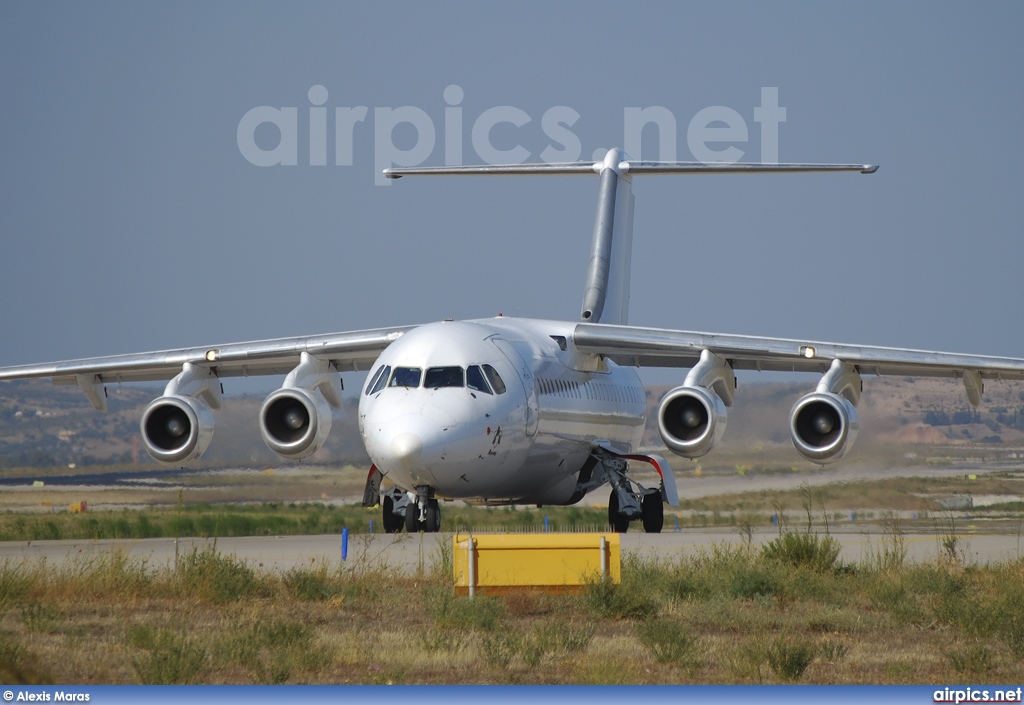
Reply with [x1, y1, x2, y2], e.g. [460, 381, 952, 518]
[2, 375, 1024, 470]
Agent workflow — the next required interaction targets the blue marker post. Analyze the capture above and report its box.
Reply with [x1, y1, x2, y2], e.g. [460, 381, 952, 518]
[369, 520, 374, 534]
[544, 516, 549, 532]
[341, 527, 348, 562]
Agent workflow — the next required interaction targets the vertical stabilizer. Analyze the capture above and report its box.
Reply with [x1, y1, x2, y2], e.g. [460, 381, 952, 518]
[580, 149, 635, 325]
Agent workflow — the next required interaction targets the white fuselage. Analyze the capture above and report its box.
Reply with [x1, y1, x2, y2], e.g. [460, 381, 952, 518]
[358, 317, 646, 505]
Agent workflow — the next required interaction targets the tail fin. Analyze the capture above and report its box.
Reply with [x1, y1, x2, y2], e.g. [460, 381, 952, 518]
[384, 152, 876, 326]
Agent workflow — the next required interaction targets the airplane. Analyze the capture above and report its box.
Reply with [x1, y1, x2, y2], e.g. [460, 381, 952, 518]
[3, 148, 1024, 535]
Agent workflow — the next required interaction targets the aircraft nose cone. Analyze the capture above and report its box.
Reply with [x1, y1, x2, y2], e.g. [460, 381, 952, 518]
[390, 432, 424, 468]
[365, 413, 446, 485]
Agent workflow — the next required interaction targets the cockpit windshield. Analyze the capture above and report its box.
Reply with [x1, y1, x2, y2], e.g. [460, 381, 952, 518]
[389, 367, 422, 387]
[466, 365, 491, 394]
[425, 366, 464, 389]
[482, 364, 507, 394]
[367, 365, 390, 395]
[374, 364, 505, 393]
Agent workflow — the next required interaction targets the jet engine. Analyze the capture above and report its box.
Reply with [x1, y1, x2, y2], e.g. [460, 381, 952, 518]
[789, 391, 859, 463]
[140, 395, 214, 465]
[658, 385, 727, 458]
[259, 387, 333, 459]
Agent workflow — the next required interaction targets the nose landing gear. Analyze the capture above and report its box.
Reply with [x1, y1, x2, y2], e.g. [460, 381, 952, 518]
[379, 484, 441, 533]
[404, 495, 441, 533]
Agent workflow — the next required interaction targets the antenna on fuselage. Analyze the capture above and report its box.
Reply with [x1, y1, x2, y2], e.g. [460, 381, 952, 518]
[384, 152, 877, 326]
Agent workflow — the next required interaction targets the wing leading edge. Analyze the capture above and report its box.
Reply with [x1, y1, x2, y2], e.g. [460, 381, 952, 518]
[573, 322, 1024, 404]
[0, 325, 415, 387]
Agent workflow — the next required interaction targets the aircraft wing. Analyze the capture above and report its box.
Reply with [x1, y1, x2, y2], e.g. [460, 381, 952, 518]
[573, 322, 1024, 398]
[0, 325, 415, 386]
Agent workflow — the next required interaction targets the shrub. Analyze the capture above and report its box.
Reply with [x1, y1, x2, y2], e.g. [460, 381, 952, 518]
[425, 587, 504, 631]
[636, 617, 697, 665]
[765, 636, 816, 681]
[582, 574, 659, 620]
[283, 565, 344, 601]
[0, 633, 51, 684]
[946, 643, 995, 679]
[0, 561, 34, 609]
[127, 625, 208, 684]
[174, 546, 268, 604]
[762, 531, 840, 572]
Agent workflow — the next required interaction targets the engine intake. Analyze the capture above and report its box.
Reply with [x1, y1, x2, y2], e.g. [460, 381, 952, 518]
[259, 387, 332, 459]
[140, 395, 214, 465]
[790, 391, 859, 463]
[658, 386, 727, 458]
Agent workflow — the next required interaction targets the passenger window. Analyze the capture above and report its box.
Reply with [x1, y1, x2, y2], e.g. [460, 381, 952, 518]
[369, 365, 391, 395]
[425, 366, 464, 388]
[482, 364, 506, 394]
[390, 367, 421, 387]
[467, 366, 492, 394]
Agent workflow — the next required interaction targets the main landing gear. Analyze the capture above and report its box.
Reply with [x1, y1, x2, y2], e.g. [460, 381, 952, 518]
[594, 448, 672, 534]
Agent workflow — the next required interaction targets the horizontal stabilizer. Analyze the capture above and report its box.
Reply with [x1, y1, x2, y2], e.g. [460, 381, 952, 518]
[384, 160, 878, 179]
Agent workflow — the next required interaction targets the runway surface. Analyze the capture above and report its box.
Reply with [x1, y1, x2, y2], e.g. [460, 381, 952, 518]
[2, 526, 1021, 573]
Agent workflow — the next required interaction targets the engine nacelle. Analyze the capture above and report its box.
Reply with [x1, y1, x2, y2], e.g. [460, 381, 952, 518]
[658, 386, 727, 458]
[790, 391, 859, 464]
[259, 387, 332, 459]
[140, 395, 214, 465]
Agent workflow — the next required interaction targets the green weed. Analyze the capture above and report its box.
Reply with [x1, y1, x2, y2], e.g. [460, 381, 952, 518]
[762, 530, 840, 572]
[127, 624, 208, 684]
[425, 587, 505, 631]
[174, 546, 268, 604]
[946, 643, 995, 679]
[283, 565, 345, 601]
[765, 636, 816, 681]
[0, 632, 51, 684]
[19, 602, 66, 633]
[582, 573, 660, 620]
[818, 636, 849, 663]
[636, 617, 698, 666]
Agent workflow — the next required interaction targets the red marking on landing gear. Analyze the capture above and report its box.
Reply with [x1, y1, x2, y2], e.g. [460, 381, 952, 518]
[621, 454, 665, 480]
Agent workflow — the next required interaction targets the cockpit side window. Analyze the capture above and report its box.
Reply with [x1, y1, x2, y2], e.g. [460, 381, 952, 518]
[482, 364, 507, 394]
[369, 365, 391, 395]
[425, 366, 464, 389]
[466, 365, 492, 394]
[390, 367, 421, 388]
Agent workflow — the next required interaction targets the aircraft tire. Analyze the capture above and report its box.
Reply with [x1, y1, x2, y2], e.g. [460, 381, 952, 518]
[608, 490, 629, 533]
[426, 499, 441, 533]
[382, 495, 402, 534]
[641, 490, 664, 534]
[405, 503, 421, 533]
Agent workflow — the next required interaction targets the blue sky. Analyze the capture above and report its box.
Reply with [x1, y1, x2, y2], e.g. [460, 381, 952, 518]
[1, 1, 1022, 392]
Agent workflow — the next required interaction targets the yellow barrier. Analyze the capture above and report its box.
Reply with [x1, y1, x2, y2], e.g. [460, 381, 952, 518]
[453, 533, 620, 596]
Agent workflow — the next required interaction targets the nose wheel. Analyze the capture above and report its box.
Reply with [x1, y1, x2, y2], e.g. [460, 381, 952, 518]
[403, 489, 441, 533]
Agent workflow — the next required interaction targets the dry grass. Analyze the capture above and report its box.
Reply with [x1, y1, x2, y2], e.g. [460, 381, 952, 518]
[4, 537, 1024, 684]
